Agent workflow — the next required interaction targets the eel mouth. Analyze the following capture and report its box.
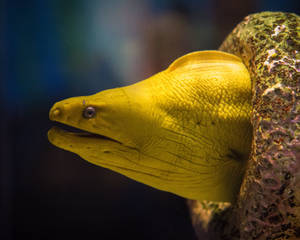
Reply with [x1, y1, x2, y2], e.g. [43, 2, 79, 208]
[50, 122, 122, 144]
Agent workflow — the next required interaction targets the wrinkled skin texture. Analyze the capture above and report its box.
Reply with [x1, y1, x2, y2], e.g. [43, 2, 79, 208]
[48, 51, 252, 202]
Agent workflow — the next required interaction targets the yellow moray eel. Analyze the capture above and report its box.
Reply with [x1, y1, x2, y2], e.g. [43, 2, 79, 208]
[48, 50, 252, 203]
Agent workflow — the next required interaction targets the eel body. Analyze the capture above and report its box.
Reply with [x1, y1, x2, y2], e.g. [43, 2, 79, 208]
[48, 50, 252, 203]
[48, 11, 300, 239]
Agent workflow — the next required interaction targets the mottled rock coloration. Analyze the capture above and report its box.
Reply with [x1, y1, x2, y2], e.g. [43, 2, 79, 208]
[189, 12, 299, 240]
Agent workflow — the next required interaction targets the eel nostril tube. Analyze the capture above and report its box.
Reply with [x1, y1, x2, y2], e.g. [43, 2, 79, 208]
[50, 107, 61, 120]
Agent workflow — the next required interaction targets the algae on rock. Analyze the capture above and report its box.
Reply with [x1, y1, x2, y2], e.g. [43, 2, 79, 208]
[188, 12, 300, 240]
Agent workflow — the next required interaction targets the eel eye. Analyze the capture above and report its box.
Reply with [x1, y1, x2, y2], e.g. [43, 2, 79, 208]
[83, 106, 96, 119]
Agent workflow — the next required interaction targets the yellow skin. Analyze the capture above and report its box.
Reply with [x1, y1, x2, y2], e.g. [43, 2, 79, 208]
[48, 51, 252, 203]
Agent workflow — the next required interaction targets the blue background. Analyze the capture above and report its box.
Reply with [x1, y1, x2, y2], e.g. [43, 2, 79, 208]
[1, 1, 299, 239]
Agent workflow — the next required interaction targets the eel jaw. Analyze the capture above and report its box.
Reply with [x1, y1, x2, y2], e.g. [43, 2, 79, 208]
[47, 124, 123, 153]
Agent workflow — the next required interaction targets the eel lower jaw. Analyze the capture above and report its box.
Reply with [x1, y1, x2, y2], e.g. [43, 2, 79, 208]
[48, 122, 123, 145]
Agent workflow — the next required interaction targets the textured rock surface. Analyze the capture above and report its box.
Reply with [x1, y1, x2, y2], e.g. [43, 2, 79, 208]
[188, 12, 300, 240]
